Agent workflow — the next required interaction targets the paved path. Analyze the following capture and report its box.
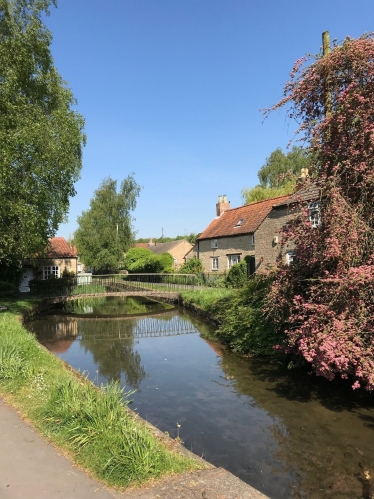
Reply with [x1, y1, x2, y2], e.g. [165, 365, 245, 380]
[0, 398, 270, 499]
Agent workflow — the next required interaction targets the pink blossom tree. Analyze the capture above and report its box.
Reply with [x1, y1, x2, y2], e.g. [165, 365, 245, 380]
[265, 34, 374, 389]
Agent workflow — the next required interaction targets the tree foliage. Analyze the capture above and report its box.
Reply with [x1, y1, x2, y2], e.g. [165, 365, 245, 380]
[265, 34, 374, 389]
[0, 0, 86, 274]
[75, 176, 140, 272]
[241, 146, 311, 204]
[124, 247, 174, 273]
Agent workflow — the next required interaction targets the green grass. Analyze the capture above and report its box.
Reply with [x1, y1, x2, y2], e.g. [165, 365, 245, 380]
[179, 288, 234, 312]
[0, 298, 204, 488]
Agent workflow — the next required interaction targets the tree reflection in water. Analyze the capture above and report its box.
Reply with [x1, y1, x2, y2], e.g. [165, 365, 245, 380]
[78, 319, 146, 389]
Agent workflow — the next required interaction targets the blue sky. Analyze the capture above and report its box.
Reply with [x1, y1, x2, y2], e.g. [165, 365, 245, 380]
[47, 0, 374, 240]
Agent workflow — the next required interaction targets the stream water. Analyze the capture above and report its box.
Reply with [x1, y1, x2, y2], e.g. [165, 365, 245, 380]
[28, 296, 374, 499]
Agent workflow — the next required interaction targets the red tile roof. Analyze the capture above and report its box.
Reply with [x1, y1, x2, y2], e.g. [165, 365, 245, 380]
[134, 243, 149, 249]
[46, 237, 77, 259]
[198, 195, 290, 240]
[273, 182, 320, 206]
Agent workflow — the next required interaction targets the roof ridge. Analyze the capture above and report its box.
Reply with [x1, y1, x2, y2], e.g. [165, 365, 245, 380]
[224, 194, 291, 213]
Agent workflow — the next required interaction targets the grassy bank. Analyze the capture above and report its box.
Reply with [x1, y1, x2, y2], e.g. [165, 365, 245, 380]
[0, 298, 204, 488]
[180, 277, 284, 356]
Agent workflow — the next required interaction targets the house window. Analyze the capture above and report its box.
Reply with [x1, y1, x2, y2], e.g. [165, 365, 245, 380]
[43, 265, 60, 279]
[211, 239, 218, 249]
[308, 201, 321, 228]
[227, 254, 241, 269]
[286, 251, 295, 266]
[251, 234, 255, 246]
[234, 219, 244, 228]
[211, 257, 219, 271]
[173, 258, 178, 265]
[77, 263, 82, 273]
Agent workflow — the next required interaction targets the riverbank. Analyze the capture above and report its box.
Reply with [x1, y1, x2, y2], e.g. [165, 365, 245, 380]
[179, 277, 284, 356]
[0, 298, 204, 489]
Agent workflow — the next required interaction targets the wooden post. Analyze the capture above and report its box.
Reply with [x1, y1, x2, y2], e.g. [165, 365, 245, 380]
[322, 31, 330, 56]
[322, 31, 332, 117]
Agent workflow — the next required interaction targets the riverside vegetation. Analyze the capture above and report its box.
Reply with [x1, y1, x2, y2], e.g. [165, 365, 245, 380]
[180, 275, 283, 356]
[0, 299, 204, 488]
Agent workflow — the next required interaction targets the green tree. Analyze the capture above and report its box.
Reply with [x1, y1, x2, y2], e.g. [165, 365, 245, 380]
[124, 248, 174, 273]
[75, 175, 141, 272]
[241, 146, 311, 204]
[0, 0, 86, 277]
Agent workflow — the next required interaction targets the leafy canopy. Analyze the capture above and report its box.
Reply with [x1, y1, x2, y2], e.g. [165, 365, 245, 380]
[75, 176, 141, 272]
[124, 248, 174, 273]
[266, 34, 374, 390]
[241, 146, 311, 204]
[0, 0, 86, 274]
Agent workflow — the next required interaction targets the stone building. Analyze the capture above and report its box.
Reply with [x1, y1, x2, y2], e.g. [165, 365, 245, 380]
[135, 239, 194, 268]
[192, 195, 290, 274]
[192, 185, 319, 274]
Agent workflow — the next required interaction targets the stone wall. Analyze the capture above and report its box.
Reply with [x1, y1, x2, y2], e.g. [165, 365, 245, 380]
[254, 205, 295, 273]
[197, 235, 255, 273]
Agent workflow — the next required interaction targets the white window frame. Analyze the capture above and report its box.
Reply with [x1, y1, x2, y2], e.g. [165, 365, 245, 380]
[211, 239, 218, 249]
[308, 201, 321, 228]
[227, 254, 241, 269]
[286, 251, 295, 266]
[43, 265, 60, 279]
[211, 257, 219, 271]
[250, 234, 255, 246]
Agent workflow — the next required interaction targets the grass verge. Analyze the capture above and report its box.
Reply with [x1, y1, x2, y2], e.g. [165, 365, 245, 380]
[0, 297, 204, 488]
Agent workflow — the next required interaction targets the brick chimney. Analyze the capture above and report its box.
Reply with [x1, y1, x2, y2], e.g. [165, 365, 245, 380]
[296, 168, 310, 191]
[216, 194, 230, 217]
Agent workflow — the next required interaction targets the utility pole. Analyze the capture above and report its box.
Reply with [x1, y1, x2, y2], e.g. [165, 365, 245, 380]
[322, 31, 332, 117]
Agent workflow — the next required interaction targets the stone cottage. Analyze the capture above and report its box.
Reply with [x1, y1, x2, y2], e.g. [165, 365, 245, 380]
[192, 185, 319, 274]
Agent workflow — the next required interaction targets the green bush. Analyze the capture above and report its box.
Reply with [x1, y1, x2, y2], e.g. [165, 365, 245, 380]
[179, 257, 203, 274]
[212, 276, 283, 355]
[124, 248, 154, 269]
[159, 252, 174, 273]
[29, 278, 76, 296]
[226, 260, 247, 288]
[124, 248, 174, 273]
[181, 276, 285, 356]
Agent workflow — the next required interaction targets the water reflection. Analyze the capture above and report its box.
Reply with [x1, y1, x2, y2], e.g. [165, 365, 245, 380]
[29, 303, 374, 499]
[216, 351, 374, 499]
[52, 295, 174, 318]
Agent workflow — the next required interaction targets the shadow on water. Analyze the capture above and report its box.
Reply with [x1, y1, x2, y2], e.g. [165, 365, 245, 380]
[216, 351, 374, 499]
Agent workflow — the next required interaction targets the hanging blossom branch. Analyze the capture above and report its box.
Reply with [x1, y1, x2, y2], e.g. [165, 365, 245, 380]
[264, 33, 374, 390]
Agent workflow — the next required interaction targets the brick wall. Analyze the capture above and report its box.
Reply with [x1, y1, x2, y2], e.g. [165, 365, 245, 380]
[254, 205, 295, 273]
[196, 235, 255, 273]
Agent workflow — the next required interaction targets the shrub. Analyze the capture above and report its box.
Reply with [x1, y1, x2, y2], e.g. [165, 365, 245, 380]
[212, 276, 283, 355]
[226, 260, 247, 288]
[179, 257, 203, 274]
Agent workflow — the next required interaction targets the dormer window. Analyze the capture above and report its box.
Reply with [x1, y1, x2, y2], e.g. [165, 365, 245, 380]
[234, 218, 244, 228]
[308, 201, 321, 228]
